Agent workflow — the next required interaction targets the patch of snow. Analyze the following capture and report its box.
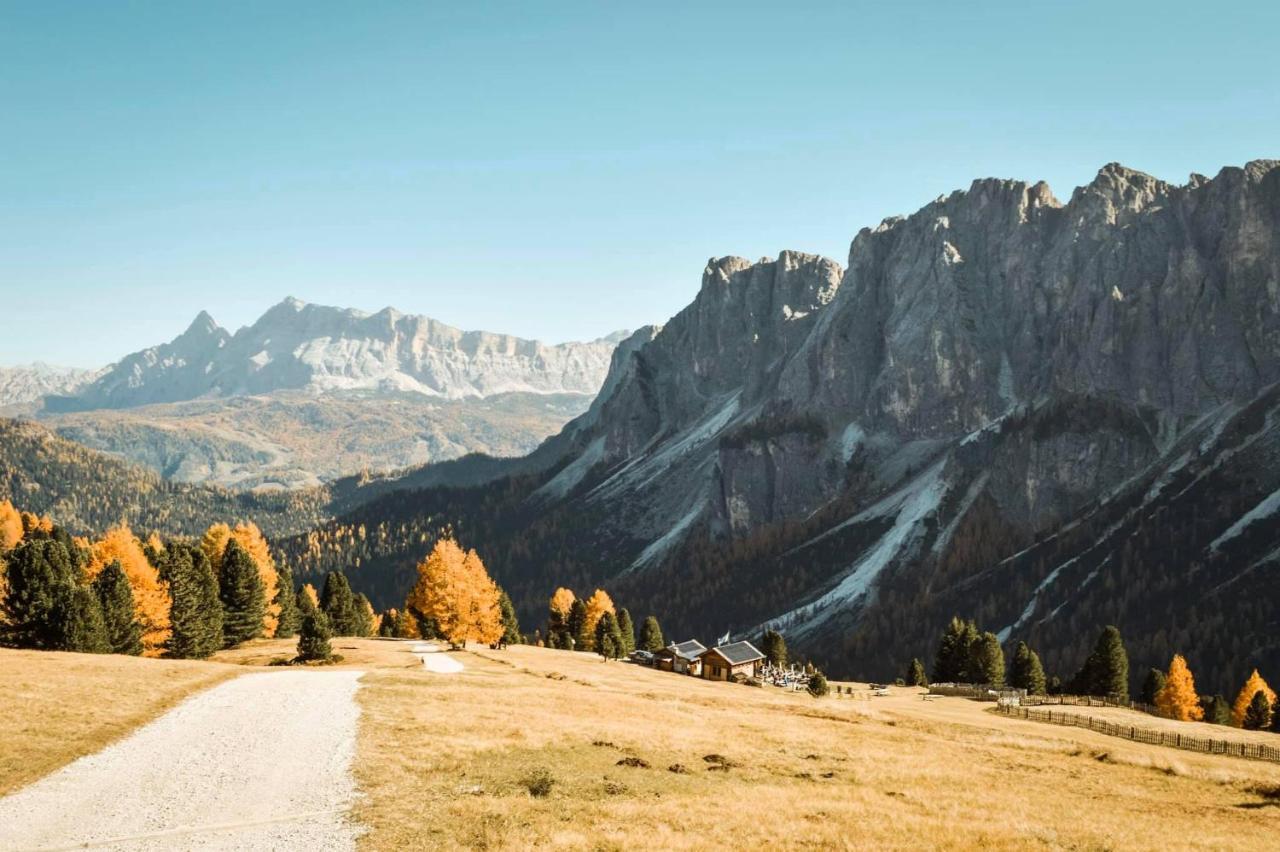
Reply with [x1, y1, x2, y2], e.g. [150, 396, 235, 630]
[1210, 487, 1280, 552]
[248, 350, 272, 369]
[839, 422, 865, 464]
[1111, 285, 1124, 302]
[782, 304, 810, 321]
[942, 241, 963, 265]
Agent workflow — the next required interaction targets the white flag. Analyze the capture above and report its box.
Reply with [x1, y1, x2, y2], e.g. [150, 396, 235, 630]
[717, 630, 731, 646]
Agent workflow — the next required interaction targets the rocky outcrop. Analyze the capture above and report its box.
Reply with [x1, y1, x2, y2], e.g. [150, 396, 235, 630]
[0, 363, 102, 409]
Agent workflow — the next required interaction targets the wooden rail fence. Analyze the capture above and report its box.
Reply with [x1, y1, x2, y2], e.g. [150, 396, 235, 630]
[996, 704, 1280, 763]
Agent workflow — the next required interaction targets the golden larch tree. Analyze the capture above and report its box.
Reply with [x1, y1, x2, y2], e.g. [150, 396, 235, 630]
[20, 511, 52, 537]
[549, 587, 576, 619]
[201, 522, 281, 637]
[0, 500, 23, 551]
[581, 588, 616, 652]
[1155, 654, 1203, 722]
[85, 525, 171, 656]
[404, 537, 502, 647]
[1231, 669, 1277, 728]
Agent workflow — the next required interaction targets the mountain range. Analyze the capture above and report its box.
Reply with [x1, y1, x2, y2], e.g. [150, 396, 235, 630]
[3, 300, 625, 488]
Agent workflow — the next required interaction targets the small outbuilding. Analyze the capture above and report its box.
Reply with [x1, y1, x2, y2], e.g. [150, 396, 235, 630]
[654, 640, 707, 675]
[699, 641, 765, 681]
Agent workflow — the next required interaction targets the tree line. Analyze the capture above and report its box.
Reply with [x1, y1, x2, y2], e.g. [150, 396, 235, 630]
[913, 616, 1280, 732]
[0, 499, 379, 661]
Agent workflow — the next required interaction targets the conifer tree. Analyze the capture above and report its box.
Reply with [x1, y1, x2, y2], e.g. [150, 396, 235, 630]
[273, 565, 301, 639]
[616, 608, 635, 655]
[906, 658, 929, 687]
[219, 540, 265, 648]
[321, 571, 359, 636]
[394, 607, 418, 639]
[638, 615, 664, 652]
[352, 592, 376, 637]
[807, 671, 829, 698]
[1231, 670, 1276, 728]
[1141, 667, 1166, 705]
[1205, 694, 1231, 725]
[56, 584, 110, 654]
[969, 631, 1005, 687]
[547, 587, 575, 648]
[296, 585, 318, 619]
[568, 598, 589, 650]
[1242, 691, 1273, 731]
[1074, 626, 1129, 700]
[92, 561, 142, 655]
[378, 608, 399, 637]
[403, 538, 502, 647]
[83, 525, 170, 655]
[296, 610, 333, 662]
[1, 539, 77, 648]
[760, 628, 788, 667]
[164, 544, 224, 659]
[594, 611, 624, 660]
[1155, 654, 1203, 721]
[580, 589, 615, 652]
[933, 617, 979, 682]
[498, 590, 521, 645]
[1009, 641, 1046, 694]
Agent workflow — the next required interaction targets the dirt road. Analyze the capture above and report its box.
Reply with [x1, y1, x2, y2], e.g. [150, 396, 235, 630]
[0, 669, 364, 851]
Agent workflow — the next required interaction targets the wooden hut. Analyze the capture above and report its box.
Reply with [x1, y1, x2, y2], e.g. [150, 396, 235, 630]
[699, 640, 765, 681]
[654, 640, 707, 675]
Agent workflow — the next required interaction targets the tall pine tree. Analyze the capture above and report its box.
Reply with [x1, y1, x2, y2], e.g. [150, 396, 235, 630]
[92, 560, 142, 655]
[1140, 667, 1166, 705]
[1074, 626, 1129, 700]
[638, 615, 665, 652]
[273, 565, 301, 639]
[969, 631, 1005, 687]
[1, 539, 78, 649]
[1242, 691, 1273, 730]
[933, 617, 979, 682]
[616, 608, 635, 655]
[1009, 642, 1045, 694]
[296, 610, 333, 662]
[352, 592, 376, 637]
[594, 611, 624, 660]
[567, 598, 589, 650]
[498, 590, 521, 645]
[164, 544, 224, 659]
[906, 658, 929, 687]
[219, 540, 265, 648]
[56, 584, 110, 654]
[320, 571, 359, 636]
[760, 629, 788, 667]
[1155, 654, 1203, 721]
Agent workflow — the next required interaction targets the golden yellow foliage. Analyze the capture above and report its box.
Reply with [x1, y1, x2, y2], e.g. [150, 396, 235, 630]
[404, 537, 502, 647]
[581, 589, 616, 652]
[1230, 669, 1276, 728]
[1155, 654, 1203, 722]
[549, 587, 576, 618]
[145, 532, 165, 555]
[84, 525, 171, 656]
[19, 510, 52, 538]
[0, 500, 23, 551]
[201, 522, 281, 637]
[301, 583, 319, 609]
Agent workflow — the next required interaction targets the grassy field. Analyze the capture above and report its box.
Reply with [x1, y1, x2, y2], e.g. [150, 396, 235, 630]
[0, 648, 240, 795]
[352, 642, 1280, 850]
[6, 639, 1280, 849]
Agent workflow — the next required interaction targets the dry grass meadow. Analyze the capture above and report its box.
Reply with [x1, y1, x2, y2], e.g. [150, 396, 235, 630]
[0, 648, 240, 795]
[5, 639, 1280, 849]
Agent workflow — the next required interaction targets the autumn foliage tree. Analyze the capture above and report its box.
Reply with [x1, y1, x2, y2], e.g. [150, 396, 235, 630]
[84, 525, 170, 655]
[548, 587, 575, 648]
[404, 537, 502, 647]
[581, 589, 615, 653]
[0, 500, 22, 551]
[1155, 654, 1204, 721]
[1230, 670, 1276, 728]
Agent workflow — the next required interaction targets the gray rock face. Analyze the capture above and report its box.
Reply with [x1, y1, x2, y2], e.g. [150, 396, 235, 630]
[46, 298, 627, 411]
[0, 363, 102, 408]
[508, 160, 1280, 686]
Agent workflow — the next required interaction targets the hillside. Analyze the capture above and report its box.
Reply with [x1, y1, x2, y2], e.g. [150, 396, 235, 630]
[280, 160, 1280, 696]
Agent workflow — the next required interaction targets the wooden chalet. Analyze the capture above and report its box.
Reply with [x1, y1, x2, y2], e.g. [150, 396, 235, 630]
[654, 640, 707, 675]
[699, 640, 765, 681]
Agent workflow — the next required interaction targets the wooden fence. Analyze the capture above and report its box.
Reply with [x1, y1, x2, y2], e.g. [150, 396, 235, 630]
[996, 704, 1280, 763]
[1021, 694, 1158, 715]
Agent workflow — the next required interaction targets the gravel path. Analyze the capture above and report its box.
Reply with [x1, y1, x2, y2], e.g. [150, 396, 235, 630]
[0, 669, 365, 852]
[410, 643, 464, 673]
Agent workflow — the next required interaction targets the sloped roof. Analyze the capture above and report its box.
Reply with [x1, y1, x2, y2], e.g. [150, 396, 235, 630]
[662, 639, 707, 661]
[704, 640, 765, 665]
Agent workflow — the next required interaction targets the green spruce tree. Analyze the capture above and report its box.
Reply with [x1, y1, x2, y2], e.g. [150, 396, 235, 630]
[352, 592, 375, 637]
[1, 539, 78, 649]
[92, 560, 142, 655]
[567, 598, 589, 650]
[906, 657, 929, 687]
[55, 584, 110, 654]
[807, 671, 830, 698]
[969, 631, 1005, 687]
[498, 590, 521, 645]
[219, 539, 265, 648]
[594, 611, 624, 660]
[320, 571, 358, 636]
[933, 617, 979, 683]
[296, 586, 318, 619]
[1140, 667, 1166, 705]
[1242, 690, 1273, 730]
[296, 610, 333, 662]
[760, 628, 788, 667]
[1074, 625, 1129, 700]
[616, 607, 635, 655]
[1009, 641, 1046, 694]
[638, 615, 665, 652]
[273, 565, 301, 639]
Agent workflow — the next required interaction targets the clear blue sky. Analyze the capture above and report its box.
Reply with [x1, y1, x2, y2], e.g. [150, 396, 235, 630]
[2, 1, 1277, 367]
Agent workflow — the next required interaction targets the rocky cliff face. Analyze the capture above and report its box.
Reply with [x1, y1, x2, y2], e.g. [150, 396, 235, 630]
[46, 298, 626, 411]
[342, 160, 1278, 693]
[0, 363, 101, 409]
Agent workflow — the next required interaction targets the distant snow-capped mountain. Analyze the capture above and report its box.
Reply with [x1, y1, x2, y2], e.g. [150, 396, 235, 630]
[0, 363, 102, 408]
[46, 297, 628, 411]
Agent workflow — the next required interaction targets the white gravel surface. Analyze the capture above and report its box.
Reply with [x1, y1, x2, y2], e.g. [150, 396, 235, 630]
[0, 669, 365, 852]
